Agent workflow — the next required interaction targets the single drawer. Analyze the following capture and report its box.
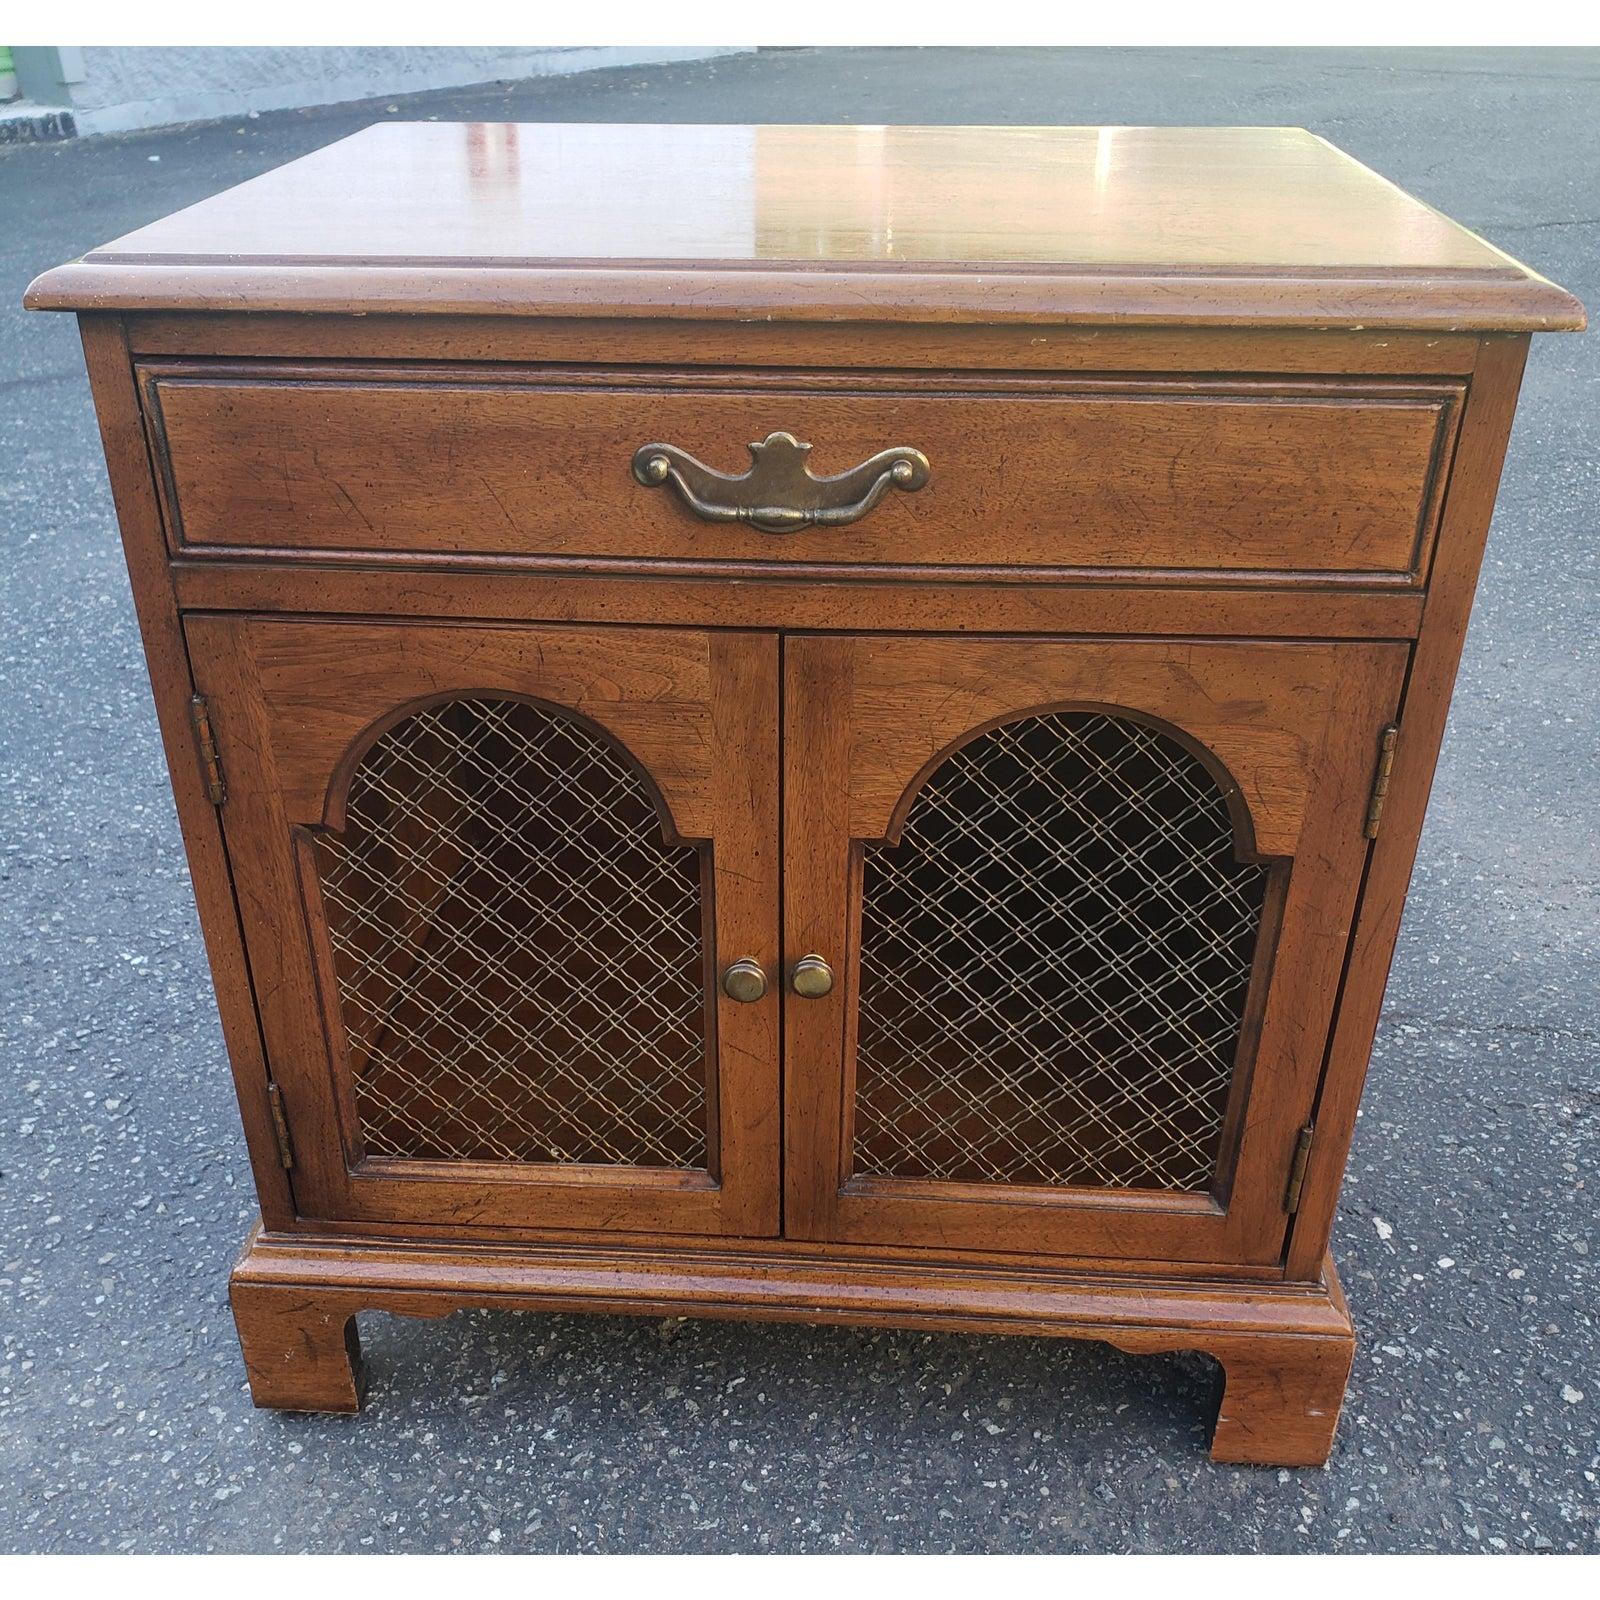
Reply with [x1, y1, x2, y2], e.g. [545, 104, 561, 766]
[141, 363, 1461, 582]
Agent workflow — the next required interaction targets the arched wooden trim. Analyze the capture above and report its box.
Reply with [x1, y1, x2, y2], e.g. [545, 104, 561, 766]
[315, 687, 699, 847]
[875, 698, 1267, 863]
[304, 687, 717, 1176]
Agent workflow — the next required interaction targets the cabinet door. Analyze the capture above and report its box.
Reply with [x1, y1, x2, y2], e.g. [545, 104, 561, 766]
[783, 635, 1406, 1265]
[186, 616, 779, 1237]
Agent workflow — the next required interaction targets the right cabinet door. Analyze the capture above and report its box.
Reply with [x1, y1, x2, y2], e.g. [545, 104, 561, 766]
[783, 636, 1407, 1266]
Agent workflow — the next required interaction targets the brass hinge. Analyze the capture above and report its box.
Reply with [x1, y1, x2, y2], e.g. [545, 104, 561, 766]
[1364, 722, 1399, 839]
[188, 693, 226, 806]
[266, 1082, 294, 1169]
[1284, 1124, 1315, 1213]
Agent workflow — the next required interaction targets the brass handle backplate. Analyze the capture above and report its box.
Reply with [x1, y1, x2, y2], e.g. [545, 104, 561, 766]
[721, 958, 768, 1004]
[790, 953, 835, 999]
[632, 430, 930, 534]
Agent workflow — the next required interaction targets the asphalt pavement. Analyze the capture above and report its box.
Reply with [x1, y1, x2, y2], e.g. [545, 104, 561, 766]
[0, 47, 1595, 1553]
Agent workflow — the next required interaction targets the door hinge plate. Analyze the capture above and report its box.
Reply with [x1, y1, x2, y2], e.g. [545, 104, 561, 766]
[189, 693, 226, 806]
[1364, 722, 1398, 839]
[1285, 1123, 1314, 1213]
[266, 1082, 294, 1169]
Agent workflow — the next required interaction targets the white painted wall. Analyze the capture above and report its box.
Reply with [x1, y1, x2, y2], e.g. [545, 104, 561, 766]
[34, 46, 752, 136]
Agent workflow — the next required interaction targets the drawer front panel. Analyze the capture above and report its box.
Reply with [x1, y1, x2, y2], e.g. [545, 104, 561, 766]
[143, 365, 1460, 580]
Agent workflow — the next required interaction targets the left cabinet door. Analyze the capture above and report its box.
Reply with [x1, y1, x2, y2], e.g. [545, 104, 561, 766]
[185, 615, 780, 1237]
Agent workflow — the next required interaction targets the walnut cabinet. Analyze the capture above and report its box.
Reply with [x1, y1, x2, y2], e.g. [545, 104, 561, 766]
[29, 123, 1582, 1466]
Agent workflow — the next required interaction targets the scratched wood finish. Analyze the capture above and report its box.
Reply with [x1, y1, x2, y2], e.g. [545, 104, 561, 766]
[30, 122, 1583, 1466]
[168, 559, 1430, 639]
[123, 313, 1488, 377]
[142, 365, 1458, 581]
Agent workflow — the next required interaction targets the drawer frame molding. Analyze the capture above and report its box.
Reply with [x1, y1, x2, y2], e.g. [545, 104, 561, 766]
[133, 358, 1463, 588]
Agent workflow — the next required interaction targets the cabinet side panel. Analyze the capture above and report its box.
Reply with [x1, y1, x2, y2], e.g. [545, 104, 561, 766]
[77, 314, 295, 1228]
[1284, 333, 1530, 1281]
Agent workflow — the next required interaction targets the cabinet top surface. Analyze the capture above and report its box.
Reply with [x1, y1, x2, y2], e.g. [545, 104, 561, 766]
[26, 122, 1583, 330]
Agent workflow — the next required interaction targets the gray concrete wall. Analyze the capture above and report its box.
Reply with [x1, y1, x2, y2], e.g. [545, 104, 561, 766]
[24, 45, 752, 136]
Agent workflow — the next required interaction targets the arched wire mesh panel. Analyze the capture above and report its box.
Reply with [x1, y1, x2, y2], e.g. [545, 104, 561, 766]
[313, 697, 709, 1168]
[853, 711, 1270, 1193]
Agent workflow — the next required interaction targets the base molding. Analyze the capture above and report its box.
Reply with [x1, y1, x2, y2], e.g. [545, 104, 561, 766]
[229, 1226, 1355, 1467]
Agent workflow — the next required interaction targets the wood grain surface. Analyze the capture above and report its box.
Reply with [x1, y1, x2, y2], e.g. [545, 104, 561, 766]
[231, 1225, 1357, 1466]
[184, 614, 782, 1238]
[142, 364, 1459, 580]
[782, 635, 1406, 1266]
[25, 124, 1584, 328]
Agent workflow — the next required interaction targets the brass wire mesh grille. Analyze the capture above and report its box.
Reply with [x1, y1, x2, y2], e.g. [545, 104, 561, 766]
[853, 712, 1269, 1192]
[314, 697, 709, 1168]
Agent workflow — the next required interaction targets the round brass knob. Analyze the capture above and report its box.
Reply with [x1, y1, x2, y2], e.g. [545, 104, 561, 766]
[720, 958, 768, 1004]
[790, 953, 835, 999]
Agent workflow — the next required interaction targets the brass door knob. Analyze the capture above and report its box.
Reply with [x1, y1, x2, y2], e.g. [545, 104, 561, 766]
[720, 958, 768, 1004]
[790, 953, 835, 999]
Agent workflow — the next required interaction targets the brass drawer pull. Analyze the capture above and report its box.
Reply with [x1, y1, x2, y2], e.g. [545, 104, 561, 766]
[632, 430, 930, 534]
[790, 953, 835, 999]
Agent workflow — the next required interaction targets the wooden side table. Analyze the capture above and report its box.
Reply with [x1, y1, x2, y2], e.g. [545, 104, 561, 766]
[28, 122, 1583, 1465]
